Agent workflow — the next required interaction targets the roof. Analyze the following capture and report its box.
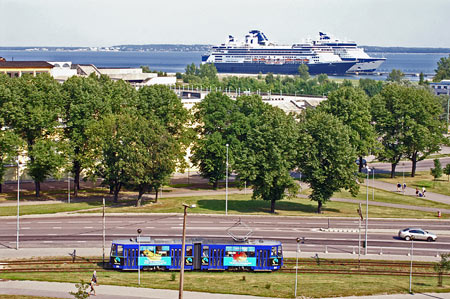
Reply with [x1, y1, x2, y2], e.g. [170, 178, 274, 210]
[430, 80, 450, 86]
[0, 61, 54, 69]
[112, 238, 282, 246]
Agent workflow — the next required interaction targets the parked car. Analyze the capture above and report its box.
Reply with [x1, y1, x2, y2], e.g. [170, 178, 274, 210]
[398, 228, 437, 241]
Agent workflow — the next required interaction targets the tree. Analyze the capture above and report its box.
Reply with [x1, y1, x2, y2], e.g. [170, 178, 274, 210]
[386, 69, 405, 83]
[296, 109, 359, 213]
[418, 72, 426, 85]
[359, 78, 384, 97]
[317, 86, 377, 172]
[199, 63, 218, 82]
[2, 74, 65, 196]
[191, 92, 236, 189]
[431, 158, 443, 180]
[0, 131, 22, 193]
[298, 64, 310, 81]
[371, 84, 444, 177]
[444, 163, 450, 182]
[434, 253, 450, 287]
[434, 55, 450, 82]
[233, 95, 299, 213]
[62, 75, 107, 197]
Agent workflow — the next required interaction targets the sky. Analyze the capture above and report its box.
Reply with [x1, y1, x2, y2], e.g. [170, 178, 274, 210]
[1, 0, 450, 48]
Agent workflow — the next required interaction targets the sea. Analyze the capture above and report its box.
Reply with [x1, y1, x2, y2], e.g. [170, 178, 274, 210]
[0, 50, 448, 81]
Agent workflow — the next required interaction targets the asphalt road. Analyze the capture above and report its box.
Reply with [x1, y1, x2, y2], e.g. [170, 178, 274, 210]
[1, 214, 449, 258]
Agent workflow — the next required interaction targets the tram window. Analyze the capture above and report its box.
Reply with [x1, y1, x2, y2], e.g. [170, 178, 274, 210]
[271, 247, 277, 256]
[111, 244, 116, 255]
[117, 245, 123, 257]
[202, 246, 209, 257]
[278, 246, 282, 256]
[247, 251, 255, 257]
[186, 246, 193, 256]
[156, 246, 168, 256]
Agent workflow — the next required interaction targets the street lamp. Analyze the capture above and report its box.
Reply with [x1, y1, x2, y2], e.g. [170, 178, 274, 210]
[365, 166, 371, 255]
[294, 237, 301, 298]
[179, 203, 196, 299]
[225, 144, 229, 216]
[137, 228, 142, 285]
[402, 163, 405, 195]
[409, 236, 414, 294]
[16, 159, 21, 250]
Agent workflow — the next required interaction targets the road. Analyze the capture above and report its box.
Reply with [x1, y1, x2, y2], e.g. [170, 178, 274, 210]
[1, 214, 449, 258]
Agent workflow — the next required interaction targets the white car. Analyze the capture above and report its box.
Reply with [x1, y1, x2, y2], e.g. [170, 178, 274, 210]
[398, 228, 437, 242]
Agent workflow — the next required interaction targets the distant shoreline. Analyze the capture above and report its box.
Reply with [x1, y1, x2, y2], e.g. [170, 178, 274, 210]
[0, 45, 449, 54]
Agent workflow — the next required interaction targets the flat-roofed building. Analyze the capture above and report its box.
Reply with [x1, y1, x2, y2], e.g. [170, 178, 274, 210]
[430, 80, 450, 96]
[0, 61, 54, 77]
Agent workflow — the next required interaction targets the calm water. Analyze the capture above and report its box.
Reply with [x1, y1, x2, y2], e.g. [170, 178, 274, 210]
[0, 50, 448, 79]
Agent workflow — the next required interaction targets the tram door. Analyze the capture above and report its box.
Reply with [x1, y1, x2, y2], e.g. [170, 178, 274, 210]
[193, 243, 202, 270]
[257, 249, 269, 268]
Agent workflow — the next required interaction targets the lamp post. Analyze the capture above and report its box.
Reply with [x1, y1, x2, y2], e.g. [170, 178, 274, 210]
[409, 236, 414, 294]
[16, 159, 20, 250]
[68, 172, 71, 204]
[402, 163, 405, 195]
[137, 228, 142, 285]
[365, 167, 370, 255]
[179, 203, 196, 299]
[294, 237, 300, 298]
[225, 144, 229, 216]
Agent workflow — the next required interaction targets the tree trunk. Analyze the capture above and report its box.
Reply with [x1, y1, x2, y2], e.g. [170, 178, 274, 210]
[317, 201, 322, 214]
[136, 186, 146, 207]
[35, 181, 40, 197]
[73, 160, 81, 197]
[438, 272, 443, 287]
[390, 163, 397, 178]
[154, 187, 159, 203]
[358, 156, 364, 173]
[270, 199, 275, 213]
[113, 183, 121, 203]
[213, 181, 218, 190]
[109, 185, 114, 194]
[0, 183, 2, 193]
[411, 152, 417, 177]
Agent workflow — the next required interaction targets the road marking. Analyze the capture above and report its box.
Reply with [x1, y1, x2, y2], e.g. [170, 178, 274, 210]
[43, 241, 53, 243]
[21, 227, 30, 230]
[52, 227, 62, 229]
[38, 221, 61, 224]
[145, 227, 155, 229]
[77, 241, 87, 243]
[47, 234, 58, 236]
[84, 227, 94, 229]
[68, 221, 92, 224]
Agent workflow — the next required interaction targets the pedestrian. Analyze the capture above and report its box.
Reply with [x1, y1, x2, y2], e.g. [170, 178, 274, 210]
[397, 183, 401, 192]
[403, 183, 406, 192]
[415, 188, 419, 196]
[92, 270, 98, 285]
[89, 278, 96, 296]
[422, 187, 426, 197]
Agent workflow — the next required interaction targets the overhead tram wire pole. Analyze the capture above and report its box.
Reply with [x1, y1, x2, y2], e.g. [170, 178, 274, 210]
[225, 144, 229, 216]
[179, 203, 196, 299]
[402, 163, 405, 195]
[365, 166, 370, 255]
[68, 171, 71, 204]
[409, 236, 414, 294]
[137, 228, 142, 285]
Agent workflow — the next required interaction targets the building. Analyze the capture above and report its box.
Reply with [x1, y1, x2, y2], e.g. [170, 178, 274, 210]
[429, 80, 450, 96]
[0, 60, 54, 77]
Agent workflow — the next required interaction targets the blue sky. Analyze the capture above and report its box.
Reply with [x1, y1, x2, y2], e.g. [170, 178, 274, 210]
[1, 0, 450, 47]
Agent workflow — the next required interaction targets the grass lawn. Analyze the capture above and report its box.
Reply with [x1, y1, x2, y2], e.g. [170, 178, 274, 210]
[0, 191, 447, 219]
[1, 269, 449, 298]
[378, 171, 450, 197]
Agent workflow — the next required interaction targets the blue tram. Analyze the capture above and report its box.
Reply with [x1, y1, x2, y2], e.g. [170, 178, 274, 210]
[110, 238, 283, 271]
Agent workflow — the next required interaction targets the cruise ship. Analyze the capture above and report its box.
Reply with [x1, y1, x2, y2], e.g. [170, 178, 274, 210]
[201, 30, 357, 75]
[311, 32, 386, 73]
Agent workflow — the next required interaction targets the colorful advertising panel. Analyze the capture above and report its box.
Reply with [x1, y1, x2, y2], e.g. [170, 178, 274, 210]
[224, 246, 256, 267]
[138, 245, 171, 266]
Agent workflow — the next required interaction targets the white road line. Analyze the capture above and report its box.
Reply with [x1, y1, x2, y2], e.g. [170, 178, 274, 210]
[21, 227, 30, 230]
[47, 234, 58, 236]
[38, 222, 61, 224]
[43, 241, 53, 243]
[77, 241, 87, 243]
[84, 227, 94, 229]
[145, 227, 155, 229]
[68, 221, 92, 224]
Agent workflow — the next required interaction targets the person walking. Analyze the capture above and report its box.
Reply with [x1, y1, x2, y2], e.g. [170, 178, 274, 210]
[415, 187, 419, 196]
[422, 187, 426, 197]
[92, 270, 98, 285]
[89, 278, 96, 296]
[403, 183, 407, 192]
[397, 183, 401, 192]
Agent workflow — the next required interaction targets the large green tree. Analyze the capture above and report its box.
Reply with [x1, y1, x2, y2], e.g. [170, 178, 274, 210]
[191, 92, 236, 188]
[434, 55, 450, 82]
[2, 74, 65, 196]
[62, 75, 107, 197]
[296, 109, 359, 213]
[232, 95, 299, 213]
[372, 84, 445, 177]
[317, 86, 377, 172]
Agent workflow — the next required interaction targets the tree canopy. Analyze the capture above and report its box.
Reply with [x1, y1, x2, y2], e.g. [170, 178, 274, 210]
[434, 55, 450, 82]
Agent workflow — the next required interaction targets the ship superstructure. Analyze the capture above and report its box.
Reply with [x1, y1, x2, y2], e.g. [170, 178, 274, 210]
[201, 30, 357, 75]
[312, 32, 386, 73]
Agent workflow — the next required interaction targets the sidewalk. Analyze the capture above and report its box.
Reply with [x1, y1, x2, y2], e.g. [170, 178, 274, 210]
[1, 280, 449, 299]
[0, 280, 280, 299]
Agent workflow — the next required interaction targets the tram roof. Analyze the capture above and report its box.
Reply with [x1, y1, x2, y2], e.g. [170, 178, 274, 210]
[112, 238, 281, 246]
